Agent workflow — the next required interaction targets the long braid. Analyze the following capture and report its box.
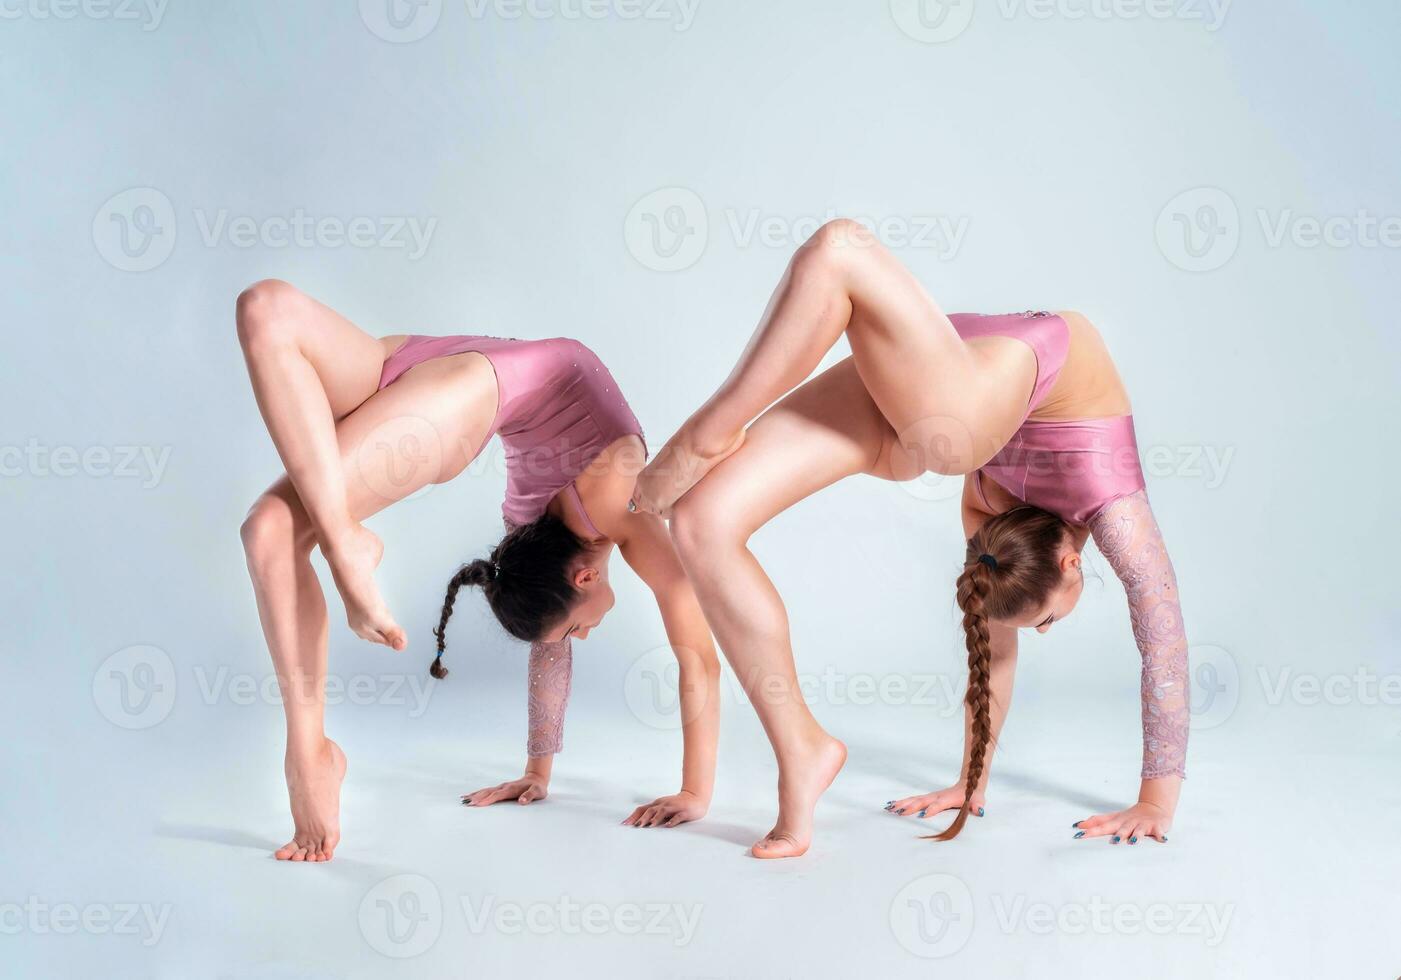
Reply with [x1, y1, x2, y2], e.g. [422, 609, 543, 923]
[926, 561, 994, 842]
[430, 560, 493, 679]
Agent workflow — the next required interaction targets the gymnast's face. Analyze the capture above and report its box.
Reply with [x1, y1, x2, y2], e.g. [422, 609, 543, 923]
[547, 558, 616, 642]
[1002, 550, 1085, 634]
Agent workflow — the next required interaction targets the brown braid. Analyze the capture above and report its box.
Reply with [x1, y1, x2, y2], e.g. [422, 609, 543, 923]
[924, 505, 1074, 842]
[925, 561, 994, 841]
[429, 561, 491, 679]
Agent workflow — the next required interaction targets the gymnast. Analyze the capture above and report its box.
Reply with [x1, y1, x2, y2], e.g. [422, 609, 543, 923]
[631, 219, 1189, 859]
[236, 280, 719, 862]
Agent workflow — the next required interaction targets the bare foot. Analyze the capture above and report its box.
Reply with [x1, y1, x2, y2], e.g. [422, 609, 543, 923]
[276, 739, 346, 863]
[324, 524, 406, 650]
[751, 733, 847, 860]
[632, 427, 745, 517]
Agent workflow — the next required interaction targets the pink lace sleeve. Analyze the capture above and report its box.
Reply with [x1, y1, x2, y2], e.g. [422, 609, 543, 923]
[526, 637, 573, 758]
[1088, 490, 1189, 779]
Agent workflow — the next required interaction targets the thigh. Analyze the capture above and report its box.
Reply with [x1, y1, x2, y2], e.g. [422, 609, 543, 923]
[240, 279, 405, 419]
[255, 353, 500, 531]
[681, 359, 888, 544]
[840, 245, 1034, 472]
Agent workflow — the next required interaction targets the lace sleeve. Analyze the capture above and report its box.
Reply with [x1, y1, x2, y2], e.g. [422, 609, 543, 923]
[526, 637, 573, 758]
[1088, 490, 1189, 780]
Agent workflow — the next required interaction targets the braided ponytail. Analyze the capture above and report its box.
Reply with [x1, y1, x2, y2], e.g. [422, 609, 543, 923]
[925, 505, 1073, 842]
[428, 513, 591, 678]
[429, 558, 496, 679]
[926, 560, 994, 841]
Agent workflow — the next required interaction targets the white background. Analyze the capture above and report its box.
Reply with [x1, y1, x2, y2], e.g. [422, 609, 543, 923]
[2, 1, 1398, 976]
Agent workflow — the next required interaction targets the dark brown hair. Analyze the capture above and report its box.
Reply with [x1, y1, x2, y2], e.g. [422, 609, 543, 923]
[429, 514, 588, 678]
[927, 505, 1072, 841]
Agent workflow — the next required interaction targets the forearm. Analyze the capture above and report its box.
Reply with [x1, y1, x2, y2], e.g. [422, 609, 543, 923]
[661, 603, 722, 801]
[961, 622, 1018, 792]
[1089, 491, 1190, 783]
[526, 636, 573, 760]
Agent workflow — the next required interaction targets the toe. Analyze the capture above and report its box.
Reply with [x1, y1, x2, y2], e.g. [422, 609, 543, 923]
[274, 840, 298, 861]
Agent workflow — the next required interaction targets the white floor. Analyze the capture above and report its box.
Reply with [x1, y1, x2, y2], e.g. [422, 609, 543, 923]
[6, 662, 1397, 979]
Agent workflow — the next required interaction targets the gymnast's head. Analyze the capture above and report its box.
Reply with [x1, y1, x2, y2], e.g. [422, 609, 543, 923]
[927, 505, 1082, 843]
[428, 513, 615, 678]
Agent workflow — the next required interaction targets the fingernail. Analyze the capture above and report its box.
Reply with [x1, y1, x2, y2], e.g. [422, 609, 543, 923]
[1112, 836, 1121, 844]
[1129, 837, 1138, 844]
[977, 807, 985, 817]
[1072, 821, 1081, 828]
[917, 810, 926, 818]
[1161, 836, 1169, 843]
[1073, 831, 1085, 839]
[885, 800, 894, 806]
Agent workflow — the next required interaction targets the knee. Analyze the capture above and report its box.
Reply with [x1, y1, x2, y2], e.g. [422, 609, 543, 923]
[240, 495, 313, 576]
[669, 491, 741, 567]
[791, 218, 880, 279]
[235, 278, 303, 352]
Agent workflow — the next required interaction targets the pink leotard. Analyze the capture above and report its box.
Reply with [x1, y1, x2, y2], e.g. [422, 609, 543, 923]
[379, 334, 644, 757]
[953, 312, 1188, 780]
[950, 311, 1147, 526]
[379, 335, 644, 526]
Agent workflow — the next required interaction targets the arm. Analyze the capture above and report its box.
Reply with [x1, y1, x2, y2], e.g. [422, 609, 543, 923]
[614, 512, 723, 825]
[1076, 489, 1188, 842]
[587, 436, 723, 826]
[462, 528, 577, 809]
[890, 482, 1020, 820]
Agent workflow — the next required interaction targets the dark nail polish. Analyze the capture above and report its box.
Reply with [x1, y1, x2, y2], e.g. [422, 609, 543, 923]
[1129, 836, 1137, 844]
[917, 810, 926, 818]
[1112, 836, 1121, 844]
[977, 807, 985, 817]
[1072, 821, 1081, 828]
[1073, 831, 1085, 839]
[885, 801, 894, 806]
[1161, 836, 1169, 843]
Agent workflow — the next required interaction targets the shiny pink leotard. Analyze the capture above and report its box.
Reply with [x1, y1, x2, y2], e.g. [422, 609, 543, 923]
[379, 335, 644, 757]
[953, 312, 1189, 779]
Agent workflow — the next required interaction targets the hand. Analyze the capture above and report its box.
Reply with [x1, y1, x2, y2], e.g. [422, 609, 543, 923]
[885, 785, 986, 821]
[1073, 800, 1172, 845]
[461, 776, 548, 808]
[621, 790, 708, 828]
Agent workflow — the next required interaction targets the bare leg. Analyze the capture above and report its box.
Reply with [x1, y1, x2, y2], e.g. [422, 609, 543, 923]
[240, 345, 498, 861]
[236, 279, 408, 649]
[633, 219, 1034, 515]
[670, 360, 892, 858]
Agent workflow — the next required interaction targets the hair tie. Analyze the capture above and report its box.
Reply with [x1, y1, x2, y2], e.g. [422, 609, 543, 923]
[977, 553, 998, 571]
[488, 561, 499, 581]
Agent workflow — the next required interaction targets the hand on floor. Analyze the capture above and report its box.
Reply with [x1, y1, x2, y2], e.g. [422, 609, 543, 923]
[885, 785, 985, 821]
[621, 790, 709, 828]
[461, 776, 548, 807]
[1073, 801, 1171, 844]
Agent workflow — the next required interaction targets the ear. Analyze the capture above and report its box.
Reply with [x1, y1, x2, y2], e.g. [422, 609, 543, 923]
[573, 565, 601, 588]
[1061, 549, 1082, 574]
